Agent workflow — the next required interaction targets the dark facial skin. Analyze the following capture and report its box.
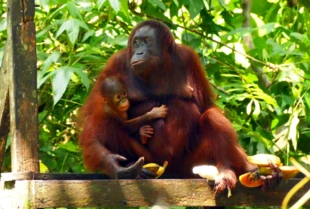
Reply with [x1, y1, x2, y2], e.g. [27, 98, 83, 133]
[130, 26, 162, 79]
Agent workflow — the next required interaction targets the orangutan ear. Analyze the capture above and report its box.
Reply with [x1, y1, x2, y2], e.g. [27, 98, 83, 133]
[102, 97, 107, 103]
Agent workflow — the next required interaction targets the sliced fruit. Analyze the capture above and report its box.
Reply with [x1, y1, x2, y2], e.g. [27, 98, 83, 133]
[239, 172, 263, 188]
[247, 154, 281, 167]
[281, 166, 299, 180]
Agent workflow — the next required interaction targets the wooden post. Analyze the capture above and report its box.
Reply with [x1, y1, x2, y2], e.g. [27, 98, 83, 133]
[6, 0, 39, 172]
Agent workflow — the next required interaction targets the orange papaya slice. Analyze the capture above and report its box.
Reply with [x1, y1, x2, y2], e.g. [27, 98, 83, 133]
[239, 172, 263, 188]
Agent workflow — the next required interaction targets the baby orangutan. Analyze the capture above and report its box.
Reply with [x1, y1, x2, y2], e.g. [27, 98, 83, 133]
[100, 76, 168, 162]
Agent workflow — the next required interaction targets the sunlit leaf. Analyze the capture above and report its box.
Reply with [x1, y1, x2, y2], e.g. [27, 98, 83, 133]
[39, 0, 50, 12]
[173, 0, 179, 7]
[0, 18, 7, 31]
[253, 99, 261, 118]
[247, 100, 253, 115]
[56, 19, 88, 44]
[289, 111, 300, 150]
[267, 0, 279, 3]
[52, 67, 73, 105]
[109, 0, 120, 12]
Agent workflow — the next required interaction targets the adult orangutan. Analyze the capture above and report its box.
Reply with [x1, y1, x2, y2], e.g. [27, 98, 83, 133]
[79, 20, 280, 192]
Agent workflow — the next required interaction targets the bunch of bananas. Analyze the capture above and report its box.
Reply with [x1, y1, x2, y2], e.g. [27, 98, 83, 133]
[143, 161, 168, 178]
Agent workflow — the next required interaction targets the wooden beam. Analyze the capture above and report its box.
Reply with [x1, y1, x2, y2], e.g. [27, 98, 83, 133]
[0, 178, 309, 208]
[0, 180, 35, 208]
[7, 0, 39, 172]
[0, 44, 10, 173]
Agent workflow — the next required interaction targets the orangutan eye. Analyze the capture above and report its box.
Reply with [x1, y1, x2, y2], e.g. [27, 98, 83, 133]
[122, 91, 127, 96]
[133, 39, 139, 47]
[145, 37, 152, 44]
[116, 95, 121, 100]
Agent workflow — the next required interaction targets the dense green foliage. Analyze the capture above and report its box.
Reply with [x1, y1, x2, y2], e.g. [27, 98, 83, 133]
[0, 0, 309, 174]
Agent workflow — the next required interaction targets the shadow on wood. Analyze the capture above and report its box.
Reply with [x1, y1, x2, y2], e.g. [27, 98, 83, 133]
[0, 173, 309, 208]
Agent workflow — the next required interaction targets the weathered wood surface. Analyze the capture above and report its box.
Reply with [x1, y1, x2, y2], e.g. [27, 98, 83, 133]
[0, 172, 110, 181]
[0, 180, 35, 208]
[0, 178, 309, 208]
[0, 44, 10, 173]
[7, 0, 39, 172]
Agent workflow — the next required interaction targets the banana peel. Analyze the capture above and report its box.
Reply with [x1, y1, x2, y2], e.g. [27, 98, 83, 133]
[143, 161, 168, 178]
[247, 154, 282, 167]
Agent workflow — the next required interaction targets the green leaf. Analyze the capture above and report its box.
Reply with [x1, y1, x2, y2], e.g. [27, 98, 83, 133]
[144, 3, 171, 23]
[39, 0, 50, 12]
[98, 0, 107, 9]
[70, 67, 90, 90]
[217, 0, 226, 7]
[304, 92, 310, 109]
[247, 100, 253, 115]
[0, 18, 7, 32]
[56, 19, 88, 44]
[188, 0, 204, 19]
[170, 1, 179, 17]
[267, 0, 279, 3]
[41, 51, 61, 75]
[256, 142, 266, 153]
[67, 2, 83, 20]
[52, 67, 73, 105]
[253, 99, 261, 118]
[148, 0, 166, 10]
[289, 111, 300, 150]
[109, 0, 120, 12]
[59, 141, 79, 153]
[173, 0, 179, 7]
[82, 30, 95, 42]
[255, 23, 277, 36]
[120, 0, 129, 18]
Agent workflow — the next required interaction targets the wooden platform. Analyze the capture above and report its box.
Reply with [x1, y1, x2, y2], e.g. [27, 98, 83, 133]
[0, 173, 309, 208]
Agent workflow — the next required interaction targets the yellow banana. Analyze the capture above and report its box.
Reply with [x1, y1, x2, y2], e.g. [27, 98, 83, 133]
[143, 161, 168, 178]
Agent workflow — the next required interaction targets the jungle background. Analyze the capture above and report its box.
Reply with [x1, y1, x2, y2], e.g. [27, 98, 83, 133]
[0, 0, 310, 208]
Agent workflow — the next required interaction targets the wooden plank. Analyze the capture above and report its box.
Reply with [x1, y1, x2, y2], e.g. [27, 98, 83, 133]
[0, 172, 110, 181]
[7, 0, 39, 172]
[32, 179, 309, 208]
[0, 44, 10, 173]
[0, 179, 309, 208]
[34, 179, 215, 208]
[0, 180, 35, 209]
